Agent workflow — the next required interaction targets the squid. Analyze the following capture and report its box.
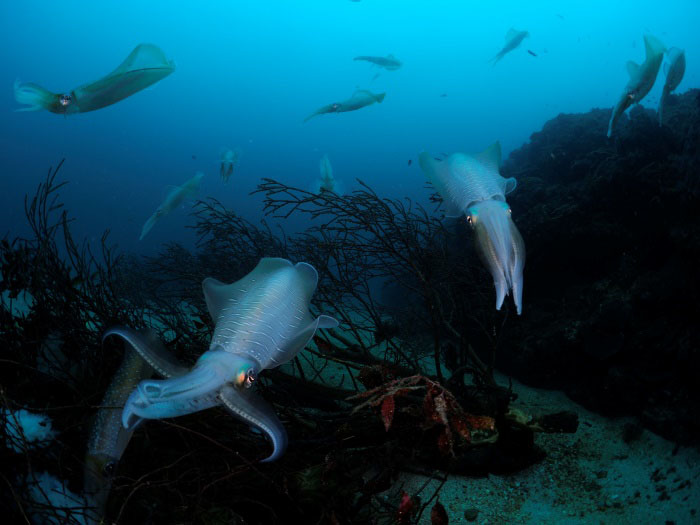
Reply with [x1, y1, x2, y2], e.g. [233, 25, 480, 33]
[420, 142, 525, 314]
[658, 47, 686, 125]
[490, 28, 529, 65]
[304, 89, 385, 122]
[85, 329, 187, 522]
[608, 34, 666, 137]
[104, 258, 338, 462]
[353, 54, 402, 71]
[220, 148, 241, 183]
[140, 172, 203, 240]
[312, 154, 343, 194]
[14, 44, 175, 114]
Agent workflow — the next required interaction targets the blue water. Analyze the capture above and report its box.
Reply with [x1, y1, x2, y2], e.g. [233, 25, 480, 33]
[1, 1, 697, 255]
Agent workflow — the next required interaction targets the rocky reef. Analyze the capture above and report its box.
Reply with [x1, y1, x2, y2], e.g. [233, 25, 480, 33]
[498, 89, 700, 444]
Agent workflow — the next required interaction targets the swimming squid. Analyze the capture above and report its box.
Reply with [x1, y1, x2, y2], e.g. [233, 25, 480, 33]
[139, 172, 203, 240]
[85, 330, 187, 522]
[14, 44, 175, 114]
[304, 89, 386, 122]
[658, 47, 686, 125]
[608, 34, 666, 137]
[220, 148, 241, 183]
[105, 258, 338, 462]
[419, 142, 525, 314]
[490, 28, 529, 65]
[312, 154, 343, 194]
[353, 54, 402, 71]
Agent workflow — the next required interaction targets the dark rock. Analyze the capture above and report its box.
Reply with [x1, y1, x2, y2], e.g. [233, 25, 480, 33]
[622, 422, 644, 444]
[496, 89, 700, 445]
[464, 508, 479, 521]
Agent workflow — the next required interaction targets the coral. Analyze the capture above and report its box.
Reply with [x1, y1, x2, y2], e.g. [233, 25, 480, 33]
[2, 409, 56, 452]
[348, 374, 497, 456]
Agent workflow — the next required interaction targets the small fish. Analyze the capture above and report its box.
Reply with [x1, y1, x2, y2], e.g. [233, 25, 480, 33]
[407, 159, 412, 166]
[527, 49, 537, 57]
[439, 93, 448, 97]
[191, 154, 196, 160]
[556, 13, 565, 20]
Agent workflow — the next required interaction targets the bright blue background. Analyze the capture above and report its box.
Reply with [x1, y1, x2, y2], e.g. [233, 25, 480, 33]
[1, 1, 697, 255]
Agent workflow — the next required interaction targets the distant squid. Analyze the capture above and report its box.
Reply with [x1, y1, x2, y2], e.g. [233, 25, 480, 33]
[420, 142, 525, 314]
[353, 54, 402, 71]
[140, 172, 203, 240]
[304, 89, 385, 122]
[312, 154, 343, 194]
[14, 44, 175, 114]
[658, 47, 686, 125]
[490, 28, 529, 65]
[608, 34, 666, 137]
[220, 147, 241, 183]
[105, 258, 338, 462]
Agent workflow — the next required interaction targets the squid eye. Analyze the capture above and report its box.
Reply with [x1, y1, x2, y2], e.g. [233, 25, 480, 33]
[59, 94, 72, 106]
[245, 369, 256, 388]
[103, 461, 116, 477]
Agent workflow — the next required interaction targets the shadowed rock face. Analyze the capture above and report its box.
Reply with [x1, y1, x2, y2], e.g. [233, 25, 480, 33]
[494, 90, 700, 444]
